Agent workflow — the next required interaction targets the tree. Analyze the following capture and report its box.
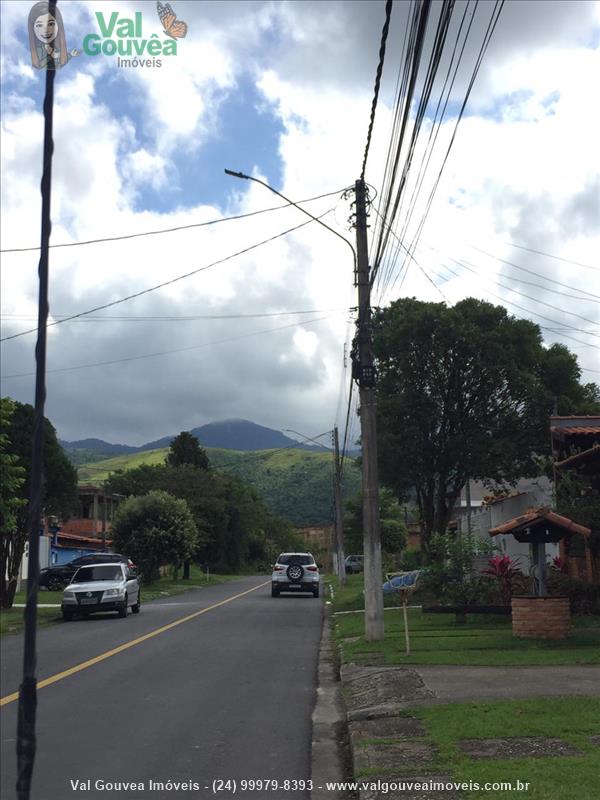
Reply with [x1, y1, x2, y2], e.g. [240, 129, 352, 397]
[1, 399, 78, 607]
[111, 490, 198, 583]
[105, 463, 288, 573]
[0, 398, 26, 548]
[344, 488, 407, 555]
[166, 431, 210, 470]
[372, 298, 599, 556]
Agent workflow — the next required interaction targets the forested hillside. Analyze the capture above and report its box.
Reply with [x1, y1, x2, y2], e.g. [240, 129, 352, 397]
[78, 447, 361, 526]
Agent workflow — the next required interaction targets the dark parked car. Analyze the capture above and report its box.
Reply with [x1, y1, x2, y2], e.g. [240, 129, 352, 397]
[39, 553, 136, 591]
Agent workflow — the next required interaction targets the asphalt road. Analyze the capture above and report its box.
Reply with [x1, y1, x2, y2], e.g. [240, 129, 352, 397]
[1, 576, 323, 800]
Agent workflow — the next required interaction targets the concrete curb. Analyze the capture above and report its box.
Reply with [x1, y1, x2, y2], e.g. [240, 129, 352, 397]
[311, 604, 351, 800]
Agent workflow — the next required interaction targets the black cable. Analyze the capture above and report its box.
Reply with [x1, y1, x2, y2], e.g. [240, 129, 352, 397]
[0, 212, 332, 343]
[466, 244, 600, 300]
[431, 260, 600, 350]
[502, 241, 599, 272]
[361, 0, 393, 180]
[374, 0, 459, 297]
[2, 313, 344, 379]
[0, 187, 349, 254]
[16, 6, 57, 797]
[428, 250, 600, 326]
[1, 308, 347, 324]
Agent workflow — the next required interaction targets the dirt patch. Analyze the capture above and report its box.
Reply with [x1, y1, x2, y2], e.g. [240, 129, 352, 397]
[458, 737, 583, 759]
[350, 716, 426, 743]
[342, 666, 435, 719]
[354, 741, 438, 774]
[589, 734, 600, 747]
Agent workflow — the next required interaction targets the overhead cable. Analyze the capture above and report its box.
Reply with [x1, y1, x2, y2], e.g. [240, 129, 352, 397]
[0, 187, 349, 254]
[360, 0, 394, 180]
[0, 212, 332, 343]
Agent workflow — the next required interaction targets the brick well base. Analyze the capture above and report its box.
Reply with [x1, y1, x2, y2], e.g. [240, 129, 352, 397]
[511, 596, 571, 639]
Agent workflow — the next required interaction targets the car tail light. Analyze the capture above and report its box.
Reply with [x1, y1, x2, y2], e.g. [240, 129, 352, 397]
[307, 566, 318, 572]
[273, 565, 284, 571]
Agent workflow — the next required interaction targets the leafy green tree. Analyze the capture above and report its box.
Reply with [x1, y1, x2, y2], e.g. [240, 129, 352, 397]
[105, 463, 292, 573]
[166, 431, 210, 470]
[111, 490, 198, 582]
[344, 488, 407, 555]
[539, 344, 600, 415]
[107, 463, 223, 554]
[0, 398, 26, 535]
[1, 399, 78, 607]
[372, 298, 598, 555]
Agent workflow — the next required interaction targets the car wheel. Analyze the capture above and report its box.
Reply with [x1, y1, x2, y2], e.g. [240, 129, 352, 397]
[62, 609, 73, 621]
[132, 592, 141, 613]
[49, 577, 66, 592]
[313, 585, 320, 598]
[118, 595, 128, 618]
[271, 585, 280, 597]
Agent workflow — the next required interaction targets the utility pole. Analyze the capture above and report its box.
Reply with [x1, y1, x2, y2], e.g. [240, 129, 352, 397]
[333, 425, 346, 586]
[353, 178, 384, 641]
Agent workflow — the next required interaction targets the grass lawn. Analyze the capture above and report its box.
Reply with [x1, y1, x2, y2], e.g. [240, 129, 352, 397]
[329, 576, 600, 666]
[0, 567, 244, 637]
[412, 697, 600, 799]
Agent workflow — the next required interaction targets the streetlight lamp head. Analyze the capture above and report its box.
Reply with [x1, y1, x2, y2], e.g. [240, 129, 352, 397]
[224, 168, 249, 180]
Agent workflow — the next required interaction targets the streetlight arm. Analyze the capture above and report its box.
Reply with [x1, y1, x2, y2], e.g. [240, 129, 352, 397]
[224, 168, 357, 272]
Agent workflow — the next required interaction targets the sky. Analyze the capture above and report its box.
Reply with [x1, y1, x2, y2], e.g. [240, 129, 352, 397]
[1, 0, 599, 446]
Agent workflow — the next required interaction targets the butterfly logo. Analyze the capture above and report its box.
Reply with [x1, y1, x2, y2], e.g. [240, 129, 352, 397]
[156, 1, 187, 40]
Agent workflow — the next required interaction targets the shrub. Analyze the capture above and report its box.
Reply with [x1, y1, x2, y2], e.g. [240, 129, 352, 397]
[547, 572, 600, 615]
[421, 532, 494, 614]
[482, 555, 522, 604]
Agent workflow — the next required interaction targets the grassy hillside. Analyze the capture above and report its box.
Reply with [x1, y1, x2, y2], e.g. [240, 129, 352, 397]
[77, 446, 361, 525]
[77, 448, 169, 482]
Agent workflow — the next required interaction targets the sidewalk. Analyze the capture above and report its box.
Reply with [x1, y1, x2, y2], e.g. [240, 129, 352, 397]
[338, 659, 600, 799]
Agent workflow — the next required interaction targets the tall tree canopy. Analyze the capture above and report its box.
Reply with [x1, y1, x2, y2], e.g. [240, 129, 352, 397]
[1, 399, 78, 607]
[105, 462, 301, 572]
[372, 298, 599, 554]
[166, 431, 210, 470]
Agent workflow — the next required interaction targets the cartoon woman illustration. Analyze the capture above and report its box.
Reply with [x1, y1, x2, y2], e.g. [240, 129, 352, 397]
[28, 1, 79, 70]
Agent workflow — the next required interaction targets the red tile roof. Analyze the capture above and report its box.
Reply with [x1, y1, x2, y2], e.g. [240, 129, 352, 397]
[489, 507, 590, 538]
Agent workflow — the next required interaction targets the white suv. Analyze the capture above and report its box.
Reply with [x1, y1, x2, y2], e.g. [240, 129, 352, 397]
[271, 552, 320, 598]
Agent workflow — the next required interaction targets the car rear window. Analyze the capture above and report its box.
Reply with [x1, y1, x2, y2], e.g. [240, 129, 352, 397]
[72, 566, 123, 582]
[278, 555, 314, 566]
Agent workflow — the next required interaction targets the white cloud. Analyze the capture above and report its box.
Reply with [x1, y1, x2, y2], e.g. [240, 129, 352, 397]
[1, 0, 599, 445]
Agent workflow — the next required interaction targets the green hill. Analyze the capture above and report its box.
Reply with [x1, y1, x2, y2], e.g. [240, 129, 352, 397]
[77, 446, 361, 526]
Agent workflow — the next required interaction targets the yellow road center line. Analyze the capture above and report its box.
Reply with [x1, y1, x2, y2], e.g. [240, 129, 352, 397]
[0, 580, 269, 707]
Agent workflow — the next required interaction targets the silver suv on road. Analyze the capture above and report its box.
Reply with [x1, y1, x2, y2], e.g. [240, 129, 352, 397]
[271, 552, 320, 598]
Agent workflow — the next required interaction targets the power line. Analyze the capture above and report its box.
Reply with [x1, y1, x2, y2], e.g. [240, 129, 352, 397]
[0, 212, 332, 343]
[430, 260, 600, 350]
[502, 241, 600, 272]
[1, 308, 347, 324]
[430, 251, 600, 330]
[465, 243, 600, 301]
[361, 0, 393, 180]
[1, 312, 344, 379]
[0, 187, 349, 254]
